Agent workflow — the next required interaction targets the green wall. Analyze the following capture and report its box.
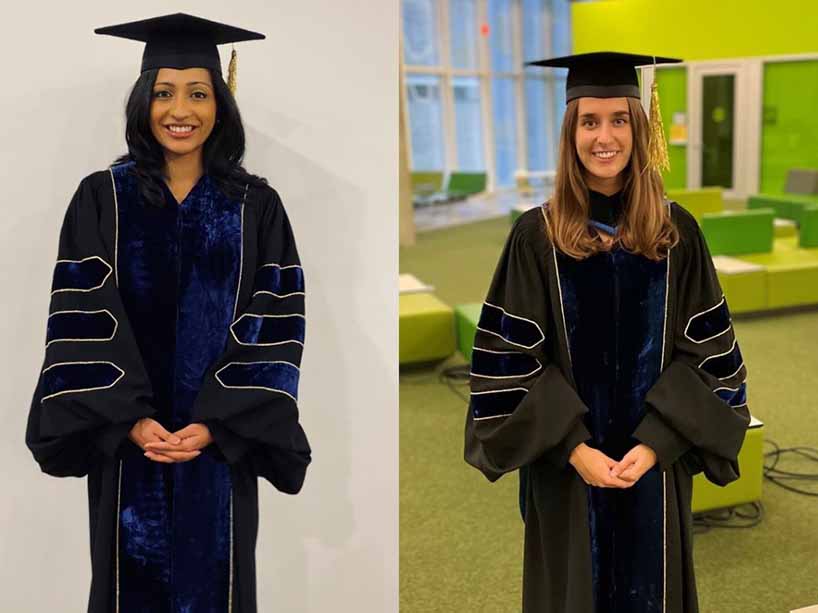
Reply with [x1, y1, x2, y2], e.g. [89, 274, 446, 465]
[572, 0, 818, 60]
[761, 60, 818, 194]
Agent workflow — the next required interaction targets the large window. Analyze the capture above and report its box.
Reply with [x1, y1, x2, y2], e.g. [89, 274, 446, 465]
[401, 0, 572, 188]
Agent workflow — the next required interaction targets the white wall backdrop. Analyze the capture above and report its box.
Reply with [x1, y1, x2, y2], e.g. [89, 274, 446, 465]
[0, 1, 397, 611]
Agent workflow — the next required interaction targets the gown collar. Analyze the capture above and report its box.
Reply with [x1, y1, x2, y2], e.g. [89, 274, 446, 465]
[161, 173, 210, 207]
[588, 188, 625, 235]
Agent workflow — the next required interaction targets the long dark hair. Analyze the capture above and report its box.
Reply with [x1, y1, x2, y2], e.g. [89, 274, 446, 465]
[113, 68, 268, 207]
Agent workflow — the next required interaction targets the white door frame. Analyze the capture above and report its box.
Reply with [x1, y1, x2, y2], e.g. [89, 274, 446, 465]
[686, 60, 762, 199]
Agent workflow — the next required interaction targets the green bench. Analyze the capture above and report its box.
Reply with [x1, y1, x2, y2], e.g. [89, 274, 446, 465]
[446, 172, 487, 200]
[739, 237, 818, 309]
[712, 256, 767, 314]
[399, 293, 456, 365]
[666, 187, 724, 221]
[799, 204, 818, 248]
[701, 209, 774, 256]
[410, 171, 444, 198]
[747, 194, 818, 225]
[454, 303, 482, 361]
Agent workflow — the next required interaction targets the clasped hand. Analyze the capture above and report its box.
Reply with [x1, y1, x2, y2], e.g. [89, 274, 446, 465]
[568, 442, 657, 488]
[128, 417, 213, 463]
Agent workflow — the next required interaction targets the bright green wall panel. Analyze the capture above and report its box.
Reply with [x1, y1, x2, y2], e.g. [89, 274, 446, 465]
[656, 67, 687, 189]
[760, 61, 818, 195]
[572, 0, 818, 59]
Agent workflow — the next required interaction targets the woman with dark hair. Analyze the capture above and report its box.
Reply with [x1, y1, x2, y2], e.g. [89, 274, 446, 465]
[465, 52, 750, 613]
[25, 13, 310, 613]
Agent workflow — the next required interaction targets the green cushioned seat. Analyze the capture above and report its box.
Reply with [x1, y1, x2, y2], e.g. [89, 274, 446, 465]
[740, 238, 818, 308]
[447, 172, 486, 197]
[774, 218, 797, 238]
[799, 205, 818, 248]
[454, 303, 481, 362]
[747, 193, 818, 224]
[666, 187, 723, 220]
[700, 209, 774, 256]
[399, 293, 455, 365]
[411, 171, 444, 197]
[692, 418, 763, 513]
[716, 269, 767, 314]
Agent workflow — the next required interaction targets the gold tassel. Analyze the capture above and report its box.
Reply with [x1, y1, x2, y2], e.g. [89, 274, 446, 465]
[227, 46, 238, 96]
[647, 75, 670, 175]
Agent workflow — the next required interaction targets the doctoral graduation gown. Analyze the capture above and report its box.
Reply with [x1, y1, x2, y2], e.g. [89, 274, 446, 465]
[25, 161, 311, 613]
[465, 193, 750, 613]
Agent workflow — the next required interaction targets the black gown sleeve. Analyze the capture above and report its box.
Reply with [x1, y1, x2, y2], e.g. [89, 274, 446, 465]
[632, 205, 751, 485]
[465, 211, 592, 482]
[25, 175, 156, 477]
[191, 188, 311, 495]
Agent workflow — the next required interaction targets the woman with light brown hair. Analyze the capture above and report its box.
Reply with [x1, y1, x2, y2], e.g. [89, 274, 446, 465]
[464, 52, 750, 613]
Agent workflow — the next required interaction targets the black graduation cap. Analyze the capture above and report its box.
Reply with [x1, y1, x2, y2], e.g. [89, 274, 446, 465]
[526, 52, 682, 102]
[94, 13, 265, 75]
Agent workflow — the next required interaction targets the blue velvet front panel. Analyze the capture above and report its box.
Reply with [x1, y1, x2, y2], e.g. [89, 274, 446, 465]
[51, 256, 112, 293]
[112, 162, 238, 613]
[557, 248, 668, 613]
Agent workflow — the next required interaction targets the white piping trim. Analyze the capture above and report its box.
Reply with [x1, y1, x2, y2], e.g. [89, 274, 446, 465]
[469, 348, 543, 379]
[683, 296, 732, 344]
[40, 360, 124, 401]
[232, 186, 248, 322]
[252, 290, 306, 299]
[551, 245, 573, 370]
[50, 256, 112, 295]
[661, 239, 671, 372]
[108, 168, 120, 288]
[45, 309, 118, 348]
[214, 360, 300, 401]
[229, 313, 305, 347]
[253, 264, 305, 297]
[477, 301, 545, 350]
[470, 387, 528, 421]
[116, 458, 122, 613]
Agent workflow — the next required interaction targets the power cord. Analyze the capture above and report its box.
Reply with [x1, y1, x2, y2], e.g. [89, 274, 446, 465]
[763, 439, 818, 497]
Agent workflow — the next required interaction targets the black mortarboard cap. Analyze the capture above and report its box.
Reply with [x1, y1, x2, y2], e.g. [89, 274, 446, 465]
[94, 13, 265, 75]
[526, 52, 682, 102]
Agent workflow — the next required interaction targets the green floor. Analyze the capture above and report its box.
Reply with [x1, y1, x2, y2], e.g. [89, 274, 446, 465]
[400, 217, 818, 613]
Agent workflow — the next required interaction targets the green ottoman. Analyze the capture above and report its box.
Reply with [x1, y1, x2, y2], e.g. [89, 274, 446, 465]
[741, 242, 818, 308]
[799, 205, 818, 248]
[692, 417, 764, 513]
[712, 256, 767, 314]
[748, 194, 818, 225]
[454, 303, 481, 362]
[399, 293, 455, 365]
[667, 188, 723, 220]
[701, 209, 774, 256]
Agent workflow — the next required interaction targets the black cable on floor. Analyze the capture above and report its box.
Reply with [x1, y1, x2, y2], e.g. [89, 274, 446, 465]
[693, 501, 764, 534]
[763, 439, 818, 497]
[438, 363, 471, 404]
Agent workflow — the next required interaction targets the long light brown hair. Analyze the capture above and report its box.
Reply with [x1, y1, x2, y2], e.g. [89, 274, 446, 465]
[546, 97, 678, 261]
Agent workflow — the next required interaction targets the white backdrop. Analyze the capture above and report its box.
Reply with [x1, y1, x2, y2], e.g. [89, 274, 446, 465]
[0, 1, 397, 611]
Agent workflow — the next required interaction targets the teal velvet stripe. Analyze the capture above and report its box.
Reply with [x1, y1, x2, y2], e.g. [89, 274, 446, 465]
[253, 264, 304, 297]
[51, 256, 112, 293]
[700, 341, 744, 380]
[685, 298, 731, 343]
[470, 387, 527, 420]
[41, 361, 124, 401]
[231, 313, 305, 346]
[477, 302, 544, 349]
[216, 361, 300, 400]
[471, 348, 541, 379]
[46, 310, 117, 345]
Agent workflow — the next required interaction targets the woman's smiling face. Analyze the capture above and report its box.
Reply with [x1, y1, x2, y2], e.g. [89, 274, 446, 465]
[574, 96, 633, 192]
[149, 67, 217, 159]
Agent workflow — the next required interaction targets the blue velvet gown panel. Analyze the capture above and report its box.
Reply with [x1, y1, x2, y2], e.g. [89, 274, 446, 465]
[111, 162, 240, 613]
[556, 246, 668, 613]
